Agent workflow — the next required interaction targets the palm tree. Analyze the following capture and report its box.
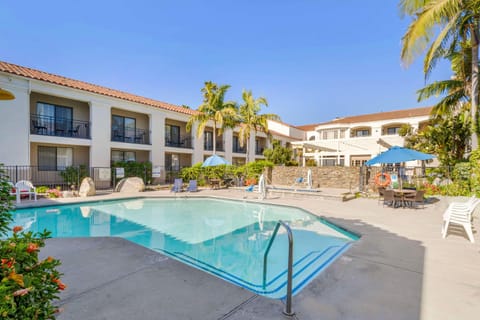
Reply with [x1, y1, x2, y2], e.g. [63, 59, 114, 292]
[186, 81, 237, 154]
[417, 43, 476, 118]
[237, 90, 280, 162]
[400, 0, 480, 148]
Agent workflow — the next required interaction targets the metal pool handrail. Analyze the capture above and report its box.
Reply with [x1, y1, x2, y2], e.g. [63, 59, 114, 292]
[263, 220, 295, 317]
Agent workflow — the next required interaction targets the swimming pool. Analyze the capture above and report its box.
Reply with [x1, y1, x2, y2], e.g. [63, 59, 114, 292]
[10, 197, 358, 299]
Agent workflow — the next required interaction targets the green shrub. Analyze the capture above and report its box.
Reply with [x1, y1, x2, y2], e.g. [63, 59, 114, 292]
[36, 186, 49, 194]
[113, 161, 152, 184]
[60, 165, 88, 187]
[180, 163, 206, 186]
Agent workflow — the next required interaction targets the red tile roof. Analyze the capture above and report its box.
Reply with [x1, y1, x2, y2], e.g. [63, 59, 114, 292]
[0, 60, 197, 116]
[269, 129, 303, 141]
[297, 106, 433, 131]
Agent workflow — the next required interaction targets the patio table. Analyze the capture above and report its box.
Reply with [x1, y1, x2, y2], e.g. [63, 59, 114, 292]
[392, 189, 417, 208]
[209, 179, 221, 189]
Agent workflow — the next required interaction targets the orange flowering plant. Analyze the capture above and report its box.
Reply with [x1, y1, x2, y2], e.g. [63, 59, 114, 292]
[0, 164, 65, 319]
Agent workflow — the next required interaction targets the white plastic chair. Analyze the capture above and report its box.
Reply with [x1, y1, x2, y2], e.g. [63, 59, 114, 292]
[442, 197, 480, 243]
[14, 180, 37, 204]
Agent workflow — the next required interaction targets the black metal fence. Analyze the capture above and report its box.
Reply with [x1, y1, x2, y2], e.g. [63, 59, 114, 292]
[3, 165, 171, 191]
[360, 165, 433, 192]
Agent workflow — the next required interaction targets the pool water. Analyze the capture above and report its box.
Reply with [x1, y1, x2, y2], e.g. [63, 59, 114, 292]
[11, 198, 358, 299]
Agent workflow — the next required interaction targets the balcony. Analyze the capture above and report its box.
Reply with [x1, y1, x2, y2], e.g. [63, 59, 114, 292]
[204, 141, 225, 152]
[31, 114, 90, 139]
[165, 136, 192, 149]
[232, 146, 246, 153]
[255, 147, 265, 155]
[111, 128, 150, 145]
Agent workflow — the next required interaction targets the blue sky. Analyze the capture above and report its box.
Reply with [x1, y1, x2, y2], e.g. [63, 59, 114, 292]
[1, 1, 450, 126]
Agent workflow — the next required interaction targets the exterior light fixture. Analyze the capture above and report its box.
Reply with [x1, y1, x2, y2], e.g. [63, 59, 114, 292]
[0, 87, 15, 100]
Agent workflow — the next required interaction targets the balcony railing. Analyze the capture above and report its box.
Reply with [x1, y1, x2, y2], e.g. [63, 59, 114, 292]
[204, 141, 225, 152]
[165, 136, 192, 148]
[232, 146, 246, 153]
[111, 128, 150, 145]
[30, 114, 90, 139]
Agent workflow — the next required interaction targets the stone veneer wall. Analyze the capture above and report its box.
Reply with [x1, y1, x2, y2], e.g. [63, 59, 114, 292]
[269, 166, 360, 190]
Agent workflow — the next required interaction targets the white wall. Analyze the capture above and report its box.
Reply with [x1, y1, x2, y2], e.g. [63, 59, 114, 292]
[89, 100, 111, 167]
[0, 76, 30, 165]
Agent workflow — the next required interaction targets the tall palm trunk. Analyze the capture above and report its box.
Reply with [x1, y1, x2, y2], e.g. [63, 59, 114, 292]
[213, 121, 217, 154]
[245, 131, 250, 163]
[471, 18, 480, 150]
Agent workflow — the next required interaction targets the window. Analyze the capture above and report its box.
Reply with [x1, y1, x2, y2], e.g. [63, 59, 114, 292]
[351, 159, 368, 167]
[233, 135, 241, 151]
[204, 131, 213, 149]
[355, 129, 370, 137]
[37, 102, 73, 133]
[165, 154, 180, 171]
[165, 124, 180, 145]
[321, 156, 344, 166]
[38, 146, 73, 170]
[322, 130, 339, 140]
[387, 127, 400, 135]
[255, 139, 265, 154]
[111, 151, 136, 162]
[112, 115, 136, 141]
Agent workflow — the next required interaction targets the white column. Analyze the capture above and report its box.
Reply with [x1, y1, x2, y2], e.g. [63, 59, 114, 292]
[302, 147, 306, 167]
[89, 101, 111, 167]
[248, 131, 256, 162]
[150, 113, 165, 167]
[0, 82, 30, 165]
[192, 122, 204, 164]
[224, 129, 233, 163]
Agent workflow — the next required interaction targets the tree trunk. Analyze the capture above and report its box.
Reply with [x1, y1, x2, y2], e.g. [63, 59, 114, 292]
[245, 135, 249, 163]
[213, 121, 217, 154]
[471, 19, 480, 151]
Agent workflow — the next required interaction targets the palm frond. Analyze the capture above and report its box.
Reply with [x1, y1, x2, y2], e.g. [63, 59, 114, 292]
[399, 0, 428, 16]
[401, 0, 461, 65]
[417, 79, 464, 101]
[431, 90, 468, 116]
[424, 12, 461, 78]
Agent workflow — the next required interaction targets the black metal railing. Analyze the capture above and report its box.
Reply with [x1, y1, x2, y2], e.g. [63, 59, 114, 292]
[204, 141, 225, 152]
[3, 165, 112, 191]
[232, 146, 246, 153]
[3, 164, 166, 191]
[165, 136, 192, 148]
[255, 147, 265, 155]
[30, 114, 90, 139]
[111, 128, 150, 145]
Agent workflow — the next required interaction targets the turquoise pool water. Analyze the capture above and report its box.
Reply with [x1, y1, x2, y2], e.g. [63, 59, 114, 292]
[11, 198, 358, 299]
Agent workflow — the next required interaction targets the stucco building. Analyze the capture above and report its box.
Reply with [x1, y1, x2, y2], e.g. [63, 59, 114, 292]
[294, 107, 432, 167]
[0, 60, 433, 187]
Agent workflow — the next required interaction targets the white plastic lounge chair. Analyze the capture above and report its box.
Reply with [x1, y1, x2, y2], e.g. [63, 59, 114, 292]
[171, 178, 183, 193]
[442, 197, 480, 243]
[14, 180, 37, 204]
[187, 180, 198, 192]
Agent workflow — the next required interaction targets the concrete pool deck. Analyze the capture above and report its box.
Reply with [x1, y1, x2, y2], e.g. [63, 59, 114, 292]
[18, 188, 479, 319]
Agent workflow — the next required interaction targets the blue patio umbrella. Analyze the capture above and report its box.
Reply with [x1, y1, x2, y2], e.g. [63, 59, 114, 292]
[365, 146, 434, 166]
[202, 154, 231, 167]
